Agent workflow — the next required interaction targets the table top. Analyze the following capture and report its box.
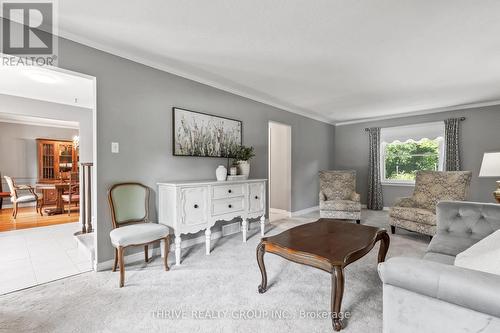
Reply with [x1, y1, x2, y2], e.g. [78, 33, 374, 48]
[36, 183, 72, 189]
[262, 219, 386, 268]
[158, 178, 267, 186]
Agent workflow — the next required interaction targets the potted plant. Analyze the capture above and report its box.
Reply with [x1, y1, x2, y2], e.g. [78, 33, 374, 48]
[233, 145, 255, 177]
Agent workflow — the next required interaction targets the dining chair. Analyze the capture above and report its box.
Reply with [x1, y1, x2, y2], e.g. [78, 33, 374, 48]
[4, 176, 43, 218]
[108, 182, 171, 287]
[0, 173, 12, 210]
[61, 172, 80, 216]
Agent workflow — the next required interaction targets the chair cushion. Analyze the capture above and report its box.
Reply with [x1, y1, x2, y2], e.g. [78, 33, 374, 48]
[320, 199, 361, 212]
[61, 194, 80, 202]
[110, 223, 169, 247]
[13, 195, 37, 203]
[389, 206, 436, 226]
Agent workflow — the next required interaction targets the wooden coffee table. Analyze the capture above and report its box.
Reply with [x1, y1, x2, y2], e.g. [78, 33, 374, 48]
[256, 218, 390, 331]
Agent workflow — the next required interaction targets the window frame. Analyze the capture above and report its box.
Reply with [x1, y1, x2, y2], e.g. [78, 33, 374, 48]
[380, 135, 445, 186]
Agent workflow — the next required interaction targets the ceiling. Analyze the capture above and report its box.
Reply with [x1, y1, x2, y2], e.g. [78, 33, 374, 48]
[53, 1, 500, 123]
[0, 60, 94, 109]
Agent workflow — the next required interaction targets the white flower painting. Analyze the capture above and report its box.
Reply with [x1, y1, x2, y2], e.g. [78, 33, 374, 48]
[173, 107, 242, 157]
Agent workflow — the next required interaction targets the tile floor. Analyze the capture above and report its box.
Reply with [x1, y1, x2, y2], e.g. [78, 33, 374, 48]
[0, 222, 93, 295]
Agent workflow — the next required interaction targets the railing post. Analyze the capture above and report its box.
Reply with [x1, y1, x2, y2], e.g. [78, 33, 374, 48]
[80, 163, 87, 234]
[86, 163, 93, 233]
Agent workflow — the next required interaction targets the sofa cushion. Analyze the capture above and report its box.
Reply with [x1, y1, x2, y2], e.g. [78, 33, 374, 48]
[110, 223, 169, 247]
[423, 252, 456, 265]
[454, 230, 500, 276]
[412, 171, 472, 211]
[389, 206, 436, 226]
[320, 199, 361, 212]
[378, 257, 500, 318]
[427, 233, 479, 257]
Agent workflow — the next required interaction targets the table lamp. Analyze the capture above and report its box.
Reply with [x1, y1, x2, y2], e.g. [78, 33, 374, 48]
[479, 152, 500, 203]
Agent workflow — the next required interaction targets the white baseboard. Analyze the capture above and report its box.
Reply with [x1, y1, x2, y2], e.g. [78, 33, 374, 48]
[291, 205, 319, 217]
[96, 221, 262, 271]
[269, 208, 291, 217]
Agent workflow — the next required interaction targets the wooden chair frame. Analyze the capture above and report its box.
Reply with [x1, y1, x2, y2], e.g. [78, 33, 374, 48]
[108, 182, 170, 287]
[4, 176, 43, 218]
[62, 172, 80, 216]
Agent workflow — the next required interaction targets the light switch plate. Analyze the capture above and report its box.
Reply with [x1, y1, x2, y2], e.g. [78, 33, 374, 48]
[111, 142, 119, 153]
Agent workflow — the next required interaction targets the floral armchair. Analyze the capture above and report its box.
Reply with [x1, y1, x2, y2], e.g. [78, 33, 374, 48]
[319, 170, 361, 223]
[389, 171, 472, 237]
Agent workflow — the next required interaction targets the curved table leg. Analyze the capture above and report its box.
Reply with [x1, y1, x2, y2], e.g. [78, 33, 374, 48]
[331, 266, 345, 331]
[256, 242, 267, 293]
[378, 232, 390, 263]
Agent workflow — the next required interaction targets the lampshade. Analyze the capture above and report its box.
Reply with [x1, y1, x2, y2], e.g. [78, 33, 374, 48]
[479, 152, 500, 177]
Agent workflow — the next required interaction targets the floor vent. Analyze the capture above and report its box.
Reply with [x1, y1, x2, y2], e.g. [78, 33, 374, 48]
[222, 222, 241, 236]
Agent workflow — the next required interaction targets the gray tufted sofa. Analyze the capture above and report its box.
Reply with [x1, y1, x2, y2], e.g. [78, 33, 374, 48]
[379, 201, 500, 333]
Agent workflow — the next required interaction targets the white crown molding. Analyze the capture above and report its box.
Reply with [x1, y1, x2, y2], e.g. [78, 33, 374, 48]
[56, 31, 335, 125]
[0, 112, 79, 129]
[334, 100, 500, 126]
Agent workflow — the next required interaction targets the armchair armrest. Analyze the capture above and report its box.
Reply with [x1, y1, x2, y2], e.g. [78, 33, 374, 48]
[319, 191, 326, 201]
[393, 196, 416, 208]
[13, 184, 38, 199]
[350, 192, 360, 202]
[378, 257, 500, 318]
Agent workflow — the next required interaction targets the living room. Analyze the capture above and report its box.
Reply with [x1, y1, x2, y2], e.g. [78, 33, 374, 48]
[1, 1, 500, 332]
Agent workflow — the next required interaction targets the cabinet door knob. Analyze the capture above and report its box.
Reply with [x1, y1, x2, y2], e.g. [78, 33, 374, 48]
[228, 189, 232, 193]
[194, 204, 199, 209]
[228, 204, 232, 208]
[255, 196, 259, 199]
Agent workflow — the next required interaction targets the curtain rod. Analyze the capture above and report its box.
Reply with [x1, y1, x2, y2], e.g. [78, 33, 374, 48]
[364, 117, 466, 131]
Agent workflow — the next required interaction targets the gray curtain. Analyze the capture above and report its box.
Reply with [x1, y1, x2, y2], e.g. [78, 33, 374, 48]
[367, 127, 383, 210]
[444, 118, 461, 171]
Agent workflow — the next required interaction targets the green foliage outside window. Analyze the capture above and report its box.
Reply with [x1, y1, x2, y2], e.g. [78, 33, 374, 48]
[384, 138, 440, 181]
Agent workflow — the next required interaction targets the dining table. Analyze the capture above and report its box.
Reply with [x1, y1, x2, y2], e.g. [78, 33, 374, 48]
[36, 182, 72, 215]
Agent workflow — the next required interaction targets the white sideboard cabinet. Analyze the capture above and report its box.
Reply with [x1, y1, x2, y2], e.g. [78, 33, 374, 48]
[158, 179, 267, 265]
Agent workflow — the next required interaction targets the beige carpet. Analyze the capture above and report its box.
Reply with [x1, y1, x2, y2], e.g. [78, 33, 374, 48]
[0, 210, 428, 333]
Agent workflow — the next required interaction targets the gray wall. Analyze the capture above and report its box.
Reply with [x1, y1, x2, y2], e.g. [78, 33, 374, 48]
[0, 94, 93, 164]
[0, 122, 78, 201]
[56, 38, 335, 264]
[334, 106, 500, 206]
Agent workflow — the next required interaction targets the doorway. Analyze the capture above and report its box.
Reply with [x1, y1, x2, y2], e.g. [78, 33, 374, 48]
[268, 121, 292, 222]
[0, 60, 97, 294]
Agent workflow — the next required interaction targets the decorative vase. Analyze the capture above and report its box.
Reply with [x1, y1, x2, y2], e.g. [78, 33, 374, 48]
[237, 160, 250, 177]
[216, 165, 227, 181]
[230, 166, 238, 176]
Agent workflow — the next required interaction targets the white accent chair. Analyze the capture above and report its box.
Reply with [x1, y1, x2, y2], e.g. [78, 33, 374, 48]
[108, 182, 171, 287]
[4, 175, 43, 218]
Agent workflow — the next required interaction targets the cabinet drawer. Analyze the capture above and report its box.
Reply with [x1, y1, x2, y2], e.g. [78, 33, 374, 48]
[180, 187, 208, 226]
[212, 197, 245, 216]
[249, 182, 265, 213]
[212, 184, 245, 199]
[43, 189, 57, 205]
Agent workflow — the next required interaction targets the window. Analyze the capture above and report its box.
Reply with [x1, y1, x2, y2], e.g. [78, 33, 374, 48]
[381, 122, 445, 185]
